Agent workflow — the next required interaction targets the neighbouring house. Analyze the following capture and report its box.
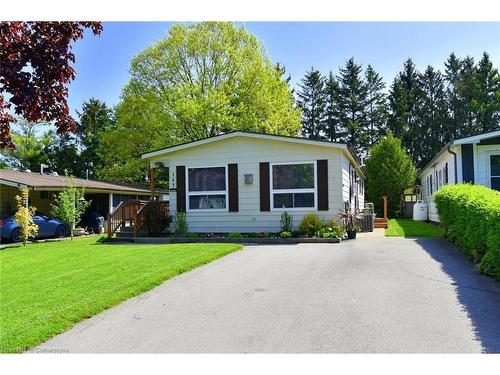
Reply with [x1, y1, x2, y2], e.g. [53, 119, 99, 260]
[419, 130, 500, 222]
[0, 169, 167, 228]
[142, 131, 365, 233]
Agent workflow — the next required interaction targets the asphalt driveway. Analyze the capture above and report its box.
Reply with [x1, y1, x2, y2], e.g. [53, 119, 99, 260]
[36, 237, 500, 353]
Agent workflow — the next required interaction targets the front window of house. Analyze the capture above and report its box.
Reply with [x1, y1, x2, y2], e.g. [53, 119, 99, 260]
[490, 155, 500, 191]
[271, 162, 316, 209]
[187, 166, 227, 210]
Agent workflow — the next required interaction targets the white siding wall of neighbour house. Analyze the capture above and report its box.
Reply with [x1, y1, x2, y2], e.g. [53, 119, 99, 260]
[151, 137, 364, 233]
[475, 144, 500, 188]
[420, 146, 459, 222]
[341, 153, 365, 211]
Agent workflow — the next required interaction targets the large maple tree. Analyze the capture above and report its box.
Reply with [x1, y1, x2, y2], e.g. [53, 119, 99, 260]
[0, 22, 102, 150]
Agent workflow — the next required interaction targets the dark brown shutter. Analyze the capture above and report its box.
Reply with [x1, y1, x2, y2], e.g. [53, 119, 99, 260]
[176, 165, 186, 212]
[259, 162, 270, 211]
[317, 159, 329, 211]
[445, 163, 449, 184]
[228, 163, 238, 212]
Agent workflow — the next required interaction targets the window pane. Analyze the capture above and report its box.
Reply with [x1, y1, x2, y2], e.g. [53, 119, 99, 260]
[273, 193, 293, 208]
[273, 192, 314, 208]
[491, 177, 500, 191]
[189, 194, 226, 209]
[491, 155, 500, 176]
[272, 163, 314, 189]
[293, 193, 314, 207]
[188, 167, 225, 191]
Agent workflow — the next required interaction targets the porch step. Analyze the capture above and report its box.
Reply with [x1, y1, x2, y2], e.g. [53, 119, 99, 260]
[374, 218, 388, 229]
[116, 226, 135, 238]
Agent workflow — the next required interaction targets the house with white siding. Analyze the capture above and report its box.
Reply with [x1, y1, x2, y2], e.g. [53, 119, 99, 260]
[419, 130, 500, 222]
[142, 131, 365, 233]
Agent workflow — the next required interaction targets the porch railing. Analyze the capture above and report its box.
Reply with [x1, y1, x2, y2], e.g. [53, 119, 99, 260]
[107, 200, 146, 239]
[107, 199, 170, 239]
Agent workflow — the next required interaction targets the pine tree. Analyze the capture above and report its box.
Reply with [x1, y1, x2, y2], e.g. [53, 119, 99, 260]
[444, 53, 463, 140]
[297, 68, 326, 139]
[458, 56, 478, 137]
[474, 52, 500, 133]
[364, 65, 388, 153]
[387, 58, 422, 164]
[323, 72, 343, 142]
[337, 58, 368, 151]
[418, 66, 449, 167]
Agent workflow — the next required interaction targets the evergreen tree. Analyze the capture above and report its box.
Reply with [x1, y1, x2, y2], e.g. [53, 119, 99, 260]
[364, 65, 388, 153]
[323, 72, 343, 142]
[418, 66, 449, 167]
[444, 53, 463, 140]
[297, 68, 326, 139]
[387, 58, 422, 164]
[458, 56, 478, 137]
[76, 98, 114, 177]
[474, 52, 500, 133]
[337, 58, 368, 151]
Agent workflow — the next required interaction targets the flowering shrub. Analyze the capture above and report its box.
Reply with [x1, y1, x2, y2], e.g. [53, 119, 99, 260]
[14, 187, 38, 245]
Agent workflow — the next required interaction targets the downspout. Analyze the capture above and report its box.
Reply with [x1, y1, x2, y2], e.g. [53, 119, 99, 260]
[447, 145, 458, 184]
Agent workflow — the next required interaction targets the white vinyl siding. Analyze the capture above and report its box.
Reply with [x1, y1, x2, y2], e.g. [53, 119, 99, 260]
[475, 145, 500, 187]
[152, 136, 364, 233]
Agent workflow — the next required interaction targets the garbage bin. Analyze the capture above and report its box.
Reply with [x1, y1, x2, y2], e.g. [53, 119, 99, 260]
[361, 203, 375, 232]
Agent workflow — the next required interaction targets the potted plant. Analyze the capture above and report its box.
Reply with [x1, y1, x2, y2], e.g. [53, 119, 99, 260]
[337, 209, 364, 239]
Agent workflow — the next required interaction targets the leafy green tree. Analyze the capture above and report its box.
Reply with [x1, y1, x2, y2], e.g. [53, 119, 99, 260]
[364, 65, 388, 153]
[50, 177, 90, 240]
[123, 22, 300, 141]
[337, 58, 368, 151]
[96, 93, 172, 185]
[297, 68, 326, 139]
[1, 119, 54, 171]
[46, 132, 81, 177]
[76, 98, 114, 177]
[323, 72, 343, 142]
[473, 52, 500, 133]
[365, 133, 416, 217]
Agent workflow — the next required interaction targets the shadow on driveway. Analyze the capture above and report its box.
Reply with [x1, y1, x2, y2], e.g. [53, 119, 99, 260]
[415, 238, 500, 353]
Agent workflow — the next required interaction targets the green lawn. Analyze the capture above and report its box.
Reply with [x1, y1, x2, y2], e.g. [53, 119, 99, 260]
[385, 219, 444, 238]
[0, 236, 241, 353]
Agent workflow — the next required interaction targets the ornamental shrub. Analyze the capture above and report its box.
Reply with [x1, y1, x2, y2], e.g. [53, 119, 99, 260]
[227, 232, 242, 239]
[434, 184, 500, 279]
[280, 211, 293, 233]
[299, 213, 322, 237]
[14, 187, 38, 245]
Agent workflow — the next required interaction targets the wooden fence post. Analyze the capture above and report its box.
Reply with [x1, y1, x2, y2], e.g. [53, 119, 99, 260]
[383, 195, 388, 220]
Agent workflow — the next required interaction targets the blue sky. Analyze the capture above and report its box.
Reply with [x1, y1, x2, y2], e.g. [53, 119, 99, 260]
[68, 22, 500, 116]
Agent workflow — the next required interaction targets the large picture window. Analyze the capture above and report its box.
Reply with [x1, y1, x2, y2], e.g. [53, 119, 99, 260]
[187, 166, 227, 210]
[490, 155, 500, 191]
[271, 162, 316, 210]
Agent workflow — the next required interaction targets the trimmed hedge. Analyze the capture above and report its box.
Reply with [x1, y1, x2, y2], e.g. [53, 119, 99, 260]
[434, 184, 500, 279]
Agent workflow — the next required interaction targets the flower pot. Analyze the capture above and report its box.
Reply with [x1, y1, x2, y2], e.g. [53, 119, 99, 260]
[346, 229, 357, 239]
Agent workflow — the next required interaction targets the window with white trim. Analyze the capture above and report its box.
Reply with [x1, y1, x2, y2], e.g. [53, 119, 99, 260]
[271, 162, 316, 209]
[490, 155, 500, 191]
[187, 166, 227, 210]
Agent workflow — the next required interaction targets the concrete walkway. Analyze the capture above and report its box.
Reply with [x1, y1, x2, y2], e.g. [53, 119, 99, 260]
[36, 237, 500, 353]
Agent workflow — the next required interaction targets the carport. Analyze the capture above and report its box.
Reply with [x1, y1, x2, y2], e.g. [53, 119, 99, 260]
[0, 169, 168, 227]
